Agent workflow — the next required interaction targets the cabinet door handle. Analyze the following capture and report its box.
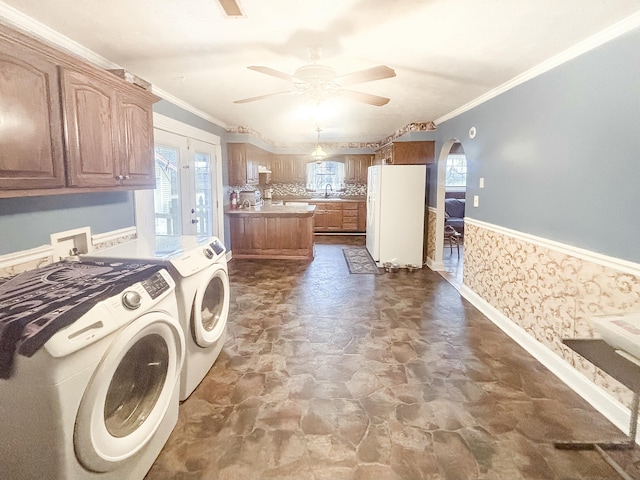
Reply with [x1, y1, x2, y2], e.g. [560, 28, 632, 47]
[191, 219, 199, 224]
[124, 175, 130, 180]
[115, 175, 123, 180]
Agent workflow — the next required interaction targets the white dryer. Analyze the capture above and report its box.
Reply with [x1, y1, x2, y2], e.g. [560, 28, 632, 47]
[82, 235, 230, 400]
[0, 264, 185, 480]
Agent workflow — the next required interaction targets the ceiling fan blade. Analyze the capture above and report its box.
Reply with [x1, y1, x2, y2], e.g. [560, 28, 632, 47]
[247, 66, 296, 83]
[335, 65, 396, 86]
[233, 91, 295, 104]
[340, 89, 390, 106]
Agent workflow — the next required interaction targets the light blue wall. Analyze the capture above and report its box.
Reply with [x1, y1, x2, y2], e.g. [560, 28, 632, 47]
[433, 27, 640, 263]
[154, 100, 227, 139]
[0, 192, 134, 255]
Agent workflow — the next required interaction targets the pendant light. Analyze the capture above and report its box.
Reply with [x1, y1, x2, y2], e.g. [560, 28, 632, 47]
[311, 127, 327, 161]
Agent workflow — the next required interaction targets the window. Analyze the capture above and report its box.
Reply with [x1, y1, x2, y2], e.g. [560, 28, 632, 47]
[445, 154, 467, 188]
[306, 161, 345, 193]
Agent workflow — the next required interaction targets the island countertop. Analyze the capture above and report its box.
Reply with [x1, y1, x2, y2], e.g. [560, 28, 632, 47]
[224, 202, 316, 216]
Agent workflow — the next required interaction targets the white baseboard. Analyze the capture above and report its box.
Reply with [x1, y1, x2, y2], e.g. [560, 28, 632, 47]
[459, 284, 637, 443]
[426, 257, 444, 271]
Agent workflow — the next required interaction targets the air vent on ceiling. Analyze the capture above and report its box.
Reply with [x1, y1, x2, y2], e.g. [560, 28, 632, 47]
[218, 0, 245, 17]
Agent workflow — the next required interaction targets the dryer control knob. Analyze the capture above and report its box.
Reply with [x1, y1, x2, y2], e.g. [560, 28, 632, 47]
[203, 248, 214, 259]
[122, 290, 142, 310]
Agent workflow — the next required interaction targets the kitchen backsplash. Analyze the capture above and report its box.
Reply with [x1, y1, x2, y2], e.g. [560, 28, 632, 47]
[227, 183, 367, 198]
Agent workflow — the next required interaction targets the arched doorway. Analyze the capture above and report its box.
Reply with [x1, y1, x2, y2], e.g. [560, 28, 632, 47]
[431, 139, 467, 289]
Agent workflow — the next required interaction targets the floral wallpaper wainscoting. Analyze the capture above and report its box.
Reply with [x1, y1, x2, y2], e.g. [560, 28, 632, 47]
[463, 219, 640, 407]
[426, 207, 437, 263]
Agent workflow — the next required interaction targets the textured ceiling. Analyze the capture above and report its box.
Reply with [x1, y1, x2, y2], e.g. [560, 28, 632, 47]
[1, 0, 639, 145]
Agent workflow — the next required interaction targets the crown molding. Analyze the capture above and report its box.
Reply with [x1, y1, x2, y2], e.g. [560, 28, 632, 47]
[435, 11, 640, 126]
[152, 87, 229, 129]
[0, 2, 118, 69]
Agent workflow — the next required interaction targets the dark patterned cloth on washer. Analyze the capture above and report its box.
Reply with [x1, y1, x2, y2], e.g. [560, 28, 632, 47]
[0, 261, 163, 379]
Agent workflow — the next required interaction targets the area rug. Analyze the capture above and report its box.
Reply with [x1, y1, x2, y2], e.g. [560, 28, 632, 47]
[342, 247, 382, 274]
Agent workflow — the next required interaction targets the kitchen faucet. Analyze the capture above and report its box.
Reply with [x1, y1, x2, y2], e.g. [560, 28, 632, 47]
[324, 183, 333, 197]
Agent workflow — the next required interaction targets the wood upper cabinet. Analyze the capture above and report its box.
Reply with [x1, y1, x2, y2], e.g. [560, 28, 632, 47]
[116, 89, 156, 187]
[228, 143, 272, 186]
[62, 68, 157, 188]
[0, 34, 65, 191]
[344, 155, 371, 184]
[62, 68, 119, 187]
[375, 141, 435, 165]
[0, 22, 159, 197]
[271, 154, 307, 183]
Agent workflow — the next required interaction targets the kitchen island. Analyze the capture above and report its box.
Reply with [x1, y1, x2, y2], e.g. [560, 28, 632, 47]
[225, 202, 316, 260]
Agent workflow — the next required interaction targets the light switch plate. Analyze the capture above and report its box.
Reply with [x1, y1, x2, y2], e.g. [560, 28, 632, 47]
[473, 195, 479, 207]
[479, 177, 484, 188]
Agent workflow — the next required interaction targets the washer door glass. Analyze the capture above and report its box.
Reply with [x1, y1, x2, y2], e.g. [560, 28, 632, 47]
[104, 334, 168, 438]
[74, 312, 184, 473]
[192, 266, 229, 347]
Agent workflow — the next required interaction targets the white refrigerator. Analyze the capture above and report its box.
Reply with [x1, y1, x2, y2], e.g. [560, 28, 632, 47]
[366, 164, 426, 267]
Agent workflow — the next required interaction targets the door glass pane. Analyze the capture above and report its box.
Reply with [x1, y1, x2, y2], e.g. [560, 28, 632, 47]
[199, 276, 224, 332]
[154, 145, 181, 235]
[104, 334, 168, 438]
[194, 150, 213, 236]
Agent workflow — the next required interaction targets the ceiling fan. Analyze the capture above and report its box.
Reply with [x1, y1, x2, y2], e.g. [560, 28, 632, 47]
[234, 57, 396, 107]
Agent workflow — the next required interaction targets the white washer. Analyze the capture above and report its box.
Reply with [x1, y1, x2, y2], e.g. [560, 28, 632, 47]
[0, 267, 185, 480]
[82, 235, 230, 400]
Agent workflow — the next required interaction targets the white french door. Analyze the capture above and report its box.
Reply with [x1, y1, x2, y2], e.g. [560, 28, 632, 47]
[154, 130, 218, 236]
[134, 114, 223, 240]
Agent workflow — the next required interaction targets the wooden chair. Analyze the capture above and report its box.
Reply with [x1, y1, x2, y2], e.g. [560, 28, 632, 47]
[443, 225, 461, 256]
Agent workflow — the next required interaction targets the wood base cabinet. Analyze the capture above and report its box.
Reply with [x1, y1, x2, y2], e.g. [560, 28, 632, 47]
[313, 202, 343, 232]
[229, 214, 314, 260]
[309, 200, 366, 233]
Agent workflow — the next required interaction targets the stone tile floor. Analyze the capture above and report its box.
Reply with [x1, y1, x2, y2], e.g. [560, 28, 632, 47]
[146, 235, 640, 479]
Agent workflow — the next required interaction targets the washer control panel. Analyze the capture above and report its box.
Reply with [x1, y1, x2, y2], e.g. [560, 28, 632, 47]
[210, 238, 225, 256]
[141, 271, 172, 299]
